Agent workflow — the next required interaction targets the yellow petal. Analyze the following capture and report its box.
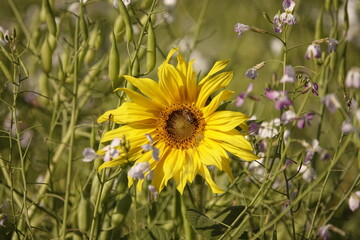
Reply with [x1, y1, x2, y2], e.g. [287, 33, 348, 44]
[123, 75, 169, 106]
[100, 122, 155, 144]
[198, 60, 229, 85]
[206, 111, 249, 132]
[205, 128, 254, 151]
[177, 54, 197, 103]
[220, 156, 234, 182]
[196, 71, 233, 108]
[196, 143, 223, 170]
[152, 156, 166, 193]
[98, 158, 127, 172]
[158, 63, 183, 102]
[219, 141, 258, 161]
[198, 165, 224, 193]
[202, 89, 234, 118]
[97, 102, 157, 124]
[120, 88, 163, 111]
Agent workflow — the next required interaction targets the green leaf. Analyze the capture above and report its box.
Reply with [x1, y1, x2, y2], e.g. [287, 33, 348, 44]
[186, 209, 223, 239]
[186, 206, 248, 239]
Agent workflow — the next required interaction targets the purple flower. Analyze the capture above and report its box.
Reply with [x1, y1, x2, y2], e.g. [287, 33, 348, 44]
[275, 95, 293, 110]
[322, 93, 341, 113]
[341, 120, 355, 134]
[280, 65, 296, 83]
[280, 12, 296, 25]
[318, 225, 331, 240]
[302, 82, 319, 96]
[234, 23, 250, 38]
[236, 83, 253, 107]
[281, 110, 296, 124]
[349, 191, 360, 211]
[345, 67, 360, 89]
[265, 89, 293, 110]
[302, 139, 323, 164]
[141, 134, 160, 161]
[282, 0, 295, 11]
[273, 13, 283, 33]
[326, 38, 339, 53]
[305, 44, 322, 60]
[128, 162, 151, 180]
[297, 112, 315, 128]
[249, 122, 260, 135]
[102, 138, 121, 162]
[245, 68, 258, 79]
[258, 140, 268, 153]
[82, 148, 97, 162]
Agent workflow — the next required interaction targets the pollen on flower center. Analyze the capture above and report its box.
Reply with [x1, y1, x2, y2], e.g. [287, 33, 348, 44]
[157, 103, 205, 149]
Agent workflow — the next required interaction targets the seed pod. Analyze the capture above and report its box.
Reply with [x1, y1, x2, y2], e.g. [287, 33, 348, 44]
[77, 195, 91, 232]
[40, 36, 52, 73]
[343, 0, 349, 33]
[0, 61, 13, 82]
[79, 3, 88, 40]
[111, 193, 132, 227]
[108, 31, 120, 82]
[100, 179, 114, 205]
[43, 0, 57, 35]
[48, 33, 57, 51]
[19, 58, 29, 78]
[118, 0, 133, 43]
[325, 0, 332, 11]
[113, 15, 125, 42]
[90, 176, 100, 205]
[131, 55, 139, 76]
[315, 8, 323, 40]
[39, 73, 50, 106]
[98, 216, 111, 240]
[146, 21, 156, 73]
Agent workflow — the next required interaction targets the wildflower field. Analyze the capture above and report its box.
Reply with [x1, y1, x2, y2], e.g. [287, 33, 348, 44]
[1, 0, 360, 239]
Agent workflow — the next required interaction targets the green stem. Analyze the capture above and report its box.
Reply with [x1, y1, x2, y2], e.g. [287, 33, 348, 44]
[191, 0, 209, 50]
[60, 17, 80, 240]
[249, 135, 352, 240]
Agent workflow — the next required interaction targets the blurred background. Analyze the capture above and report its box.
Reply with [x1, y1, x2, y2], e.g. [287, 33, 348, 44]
[0, 0, 360, 239]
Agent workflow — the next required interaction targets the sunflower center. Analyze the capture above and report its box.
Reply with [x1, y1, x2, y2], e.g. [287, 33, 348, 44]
[157, 103, 205, 149]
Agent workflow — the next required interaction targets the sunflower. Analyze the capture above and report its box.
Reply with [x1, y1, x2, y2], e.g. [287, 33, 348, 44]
[97, 49, 257, 194]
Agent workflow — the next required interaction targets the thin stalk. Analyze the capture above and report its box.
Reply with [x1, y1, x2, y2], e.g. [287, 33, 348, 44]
[60, 17, 80, 240]
[89, 172, 106, 240]
[191, 0, 209, 50]
[249, 135, 352, 240]
[306, 134, 346, 238]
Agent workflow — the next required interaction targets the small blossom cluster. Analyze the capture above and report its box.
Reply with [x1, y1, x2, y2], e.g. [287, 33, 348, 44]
[281, 110, 315, 129]
[322, 93, 341, 113]
[305, 38, 339, 60]
[265, 89, 293, 110]
[82, 134, 159, 163]
[236, 83, 259, 107]
[82, 137, 123, 163]
[302, 81, 319, 96]
[273, 0, 297, 33]
[245, 62, 265, 79]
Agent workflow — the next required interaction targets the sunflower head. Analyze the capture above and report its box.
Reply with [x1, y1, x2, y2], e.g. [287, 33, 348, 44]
[97, 48, 258, 194]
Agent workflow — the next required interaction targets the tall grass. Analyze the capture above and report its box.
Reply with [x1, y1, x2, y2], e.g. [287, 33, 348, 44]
[0, 0, 359, 239]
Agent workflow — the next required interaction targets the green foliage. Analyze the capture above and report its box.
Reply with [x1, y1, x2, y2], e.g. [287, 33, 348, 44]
[0, 0, 360, 239]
